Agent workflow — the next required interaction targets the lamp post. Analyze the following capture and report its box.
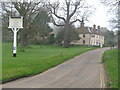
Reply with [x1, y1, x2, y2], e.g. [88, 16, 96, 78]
[8, 16, 23, 57]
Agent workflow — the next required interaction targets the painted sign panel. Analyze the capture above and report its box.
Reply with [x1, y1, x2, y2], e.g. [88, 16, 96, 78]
[8, 16, 23, 28]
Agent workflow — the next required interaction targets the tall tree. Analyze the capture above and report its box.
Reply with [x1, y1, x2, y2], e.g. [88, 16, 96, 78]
[30, 10, 53, 44]
[2, 3, 17, 42]
[55, 25, 80, 45]
[12, 2, 43, 50]
[48, 0, 93, 48]
[101, 0, 120, 49]
[101, 27, 117, 46]
[2, 1, 44, 51]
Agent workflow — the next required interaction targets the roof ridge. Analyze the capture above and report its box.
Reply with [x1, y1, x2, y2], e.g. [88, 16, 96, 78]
[76, 26, 104, 35]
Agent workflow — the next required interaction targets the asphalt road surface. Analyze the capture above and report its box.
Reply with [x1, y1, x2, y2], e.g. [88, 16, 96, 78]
[2, 47, 109, 88]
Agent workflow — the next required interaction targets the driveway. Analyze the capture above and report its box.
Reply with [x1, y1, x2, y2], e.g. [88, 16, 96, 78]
[2, 47, 109, 88]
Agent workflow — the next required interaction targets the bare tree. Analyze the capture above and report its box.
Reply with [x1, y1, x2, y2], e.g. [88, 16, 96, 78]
[48, 0, 93, 48]
[101, 0, 119, 29]
[101, 0, 120, 49]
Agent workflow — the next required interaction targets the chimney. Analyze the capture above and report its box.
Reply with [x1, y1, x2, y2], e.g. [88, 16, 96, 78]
[93, 24, 96, 29]
[97, 25, 100, 30]
[80, 18, 84, 27]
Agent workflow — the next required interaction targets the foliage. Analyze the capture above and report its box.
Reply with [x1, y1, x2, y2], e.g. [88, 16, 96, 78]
[29, 10, 53, 44]
[55, 27, 65, 45]
[101, 0, 120, 49]
[55, 25, 80, 45]
[48, 33, 55, 44]
[101, 27, 117, 46]
[2, 5, 15, 42]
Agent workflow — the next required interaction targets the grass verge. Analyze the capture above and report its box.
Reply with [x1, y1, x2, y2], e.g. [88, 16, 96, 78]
[102, 49, 118, 88]
[2, 43, 97, 83]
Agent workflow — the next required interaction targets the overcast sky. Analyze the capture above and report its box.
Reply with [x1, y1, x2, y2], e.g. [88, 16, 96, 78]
[1, 0, 112, 30]
[85, 0, 111, 30]
[50, 0, 112, 30]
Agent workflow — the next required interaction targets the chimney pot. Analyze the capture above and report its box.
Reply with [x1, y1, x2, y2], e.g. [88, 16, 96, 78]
[80, 19, 84, 27]
[93, 24, 96, 29]
[97, 26, 100, 30]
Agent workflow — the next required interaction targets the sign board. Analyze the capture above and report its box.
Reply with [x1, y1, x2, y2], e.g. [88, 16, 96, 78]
[8, 16, 23, 28]
[8, 16, 23, 57]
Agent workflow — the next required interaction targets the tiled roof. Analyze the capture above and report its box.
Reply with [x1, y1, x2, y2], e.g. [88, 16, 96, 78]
[76, 26, 103, 35]
[77, 27, 90, 34]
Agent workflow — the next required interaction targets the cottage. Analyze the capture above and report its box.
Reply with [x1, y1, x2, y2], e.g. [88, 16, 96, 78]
[72, 21, 104, 47]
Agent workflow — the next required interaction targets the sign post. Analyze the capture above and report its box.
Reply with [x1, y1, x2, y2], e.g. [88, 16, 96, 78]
[8, 16, 23, 57]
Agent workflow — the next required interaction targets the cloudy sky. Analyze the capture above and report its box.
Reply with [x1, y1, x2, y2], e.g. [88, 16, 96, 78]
[1, 0, 112, 30]
[50, 0, 112, 30]
[85, 0, 111, 30]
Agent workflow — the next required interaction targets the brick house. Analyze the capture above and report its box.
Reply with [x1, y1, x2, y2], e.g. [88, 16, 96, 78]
[72, 21, 104, 47]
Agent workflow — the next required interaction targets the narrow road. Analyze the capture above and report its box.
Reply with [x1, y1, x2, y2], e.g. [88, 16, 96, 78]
[2, 47, 109, 88]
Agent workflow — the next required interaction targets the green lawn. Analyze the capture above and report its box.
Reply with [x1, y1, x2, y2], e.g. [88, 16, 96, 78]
[102, 49, 118, 88]
[2, 43, 97, 83]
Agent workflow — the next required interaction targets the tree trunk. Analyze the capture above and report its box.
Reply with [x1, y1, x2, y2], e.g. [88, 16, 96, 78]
[63, 23, 70, 48]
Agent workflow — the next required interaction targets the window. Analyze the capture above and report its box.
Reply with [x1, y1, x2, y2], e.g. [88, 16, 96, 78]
[98, 36, 99, 39]
[96, 41, 99, 44]
[83, 34, 85, 38]
[83, 40, 85, 44]
[91, 34, 95, 37]
[96, 35, 98, 38]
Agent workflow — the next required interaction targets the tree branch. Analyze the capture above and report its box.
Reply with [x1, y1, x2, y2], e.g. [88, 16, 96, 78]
[68, 1, 80, 20]
[49, 3, 65, 22]
[70, 19, 81, 25]
[65, 1, 70, 20]
[52, 19, 65, 27]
